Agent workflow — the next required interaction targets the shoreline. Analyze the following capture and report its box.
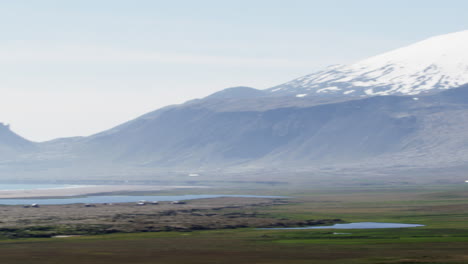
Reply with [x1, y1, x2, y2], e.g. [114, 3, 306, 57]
[0, 185, 207, 199]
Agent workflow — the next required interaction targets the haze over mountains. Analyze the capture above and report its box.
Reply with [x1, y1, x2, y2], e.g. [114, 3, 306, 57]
[2, 30, 468, 180]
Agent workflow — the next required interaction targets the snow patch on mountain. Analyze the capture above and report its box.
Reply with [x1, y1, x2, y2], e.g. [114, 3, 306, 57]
[268, 30, 468, 97]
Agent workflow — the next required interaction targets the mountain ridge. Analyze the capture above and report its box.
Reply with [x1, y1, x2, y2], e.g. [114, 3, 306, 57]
[19, 84, 468, 168]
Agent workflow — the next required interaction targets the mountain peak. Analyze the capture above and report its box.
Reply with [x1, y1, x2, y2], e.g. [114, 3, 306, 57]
[205, 86, 265, 99]
[268, 30, 468, 97]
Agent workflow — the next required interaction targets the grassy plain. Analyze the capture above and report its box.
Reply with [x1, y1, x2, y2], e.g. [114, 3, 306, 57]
[0, 184, 467, 263]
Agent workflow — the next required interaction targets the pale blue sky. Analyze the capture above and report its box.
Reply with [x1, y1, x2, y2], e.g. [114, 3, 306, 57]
[1, 0, 467, 141]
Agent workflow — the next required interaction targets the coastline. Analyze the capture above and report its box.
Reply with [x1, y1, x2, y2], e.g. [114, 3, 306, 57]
[0, 185, 206, 199]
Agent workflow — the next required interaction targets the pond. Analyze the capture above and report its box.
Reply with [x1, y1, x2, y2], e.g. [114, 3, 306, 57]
[261, 222, 425, 230]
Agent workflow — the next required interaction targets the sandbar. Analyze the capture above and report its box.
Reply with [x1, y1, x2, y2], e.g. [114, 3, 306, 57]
[0, 185, 205, 199]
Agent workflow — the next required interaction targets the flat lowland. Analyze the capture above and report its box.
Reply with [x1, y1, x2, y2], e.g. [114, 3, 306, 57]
[0, 185, 467, 263]
[0, 197, 336, 236]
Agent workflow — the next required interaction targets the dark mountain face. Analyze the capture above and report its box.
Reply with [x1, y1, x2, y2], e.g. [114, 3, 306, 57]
[85, 96, 414, 166]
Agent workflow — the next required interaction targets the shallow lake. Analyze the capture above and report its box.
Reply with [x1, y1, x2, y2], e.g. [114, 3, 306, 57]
[261, 222, 425, 229]
[0, 194, 284, 205]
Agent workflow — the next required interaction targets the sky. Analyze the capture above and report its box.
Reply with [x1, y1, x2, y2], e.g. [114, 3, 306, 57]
[1, 0, 468, 141]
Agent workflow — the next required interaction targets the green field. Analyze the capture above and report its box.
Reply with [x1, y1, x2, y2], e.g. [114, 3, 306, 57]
[0, 184, 467, 263]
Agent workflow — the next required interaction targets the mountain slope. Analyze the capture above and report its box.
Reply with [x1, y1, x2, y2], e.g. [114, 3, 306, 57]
[268, 30, 468, 97]
[2, 85, 468, 179]
[48, 84, 466, 170]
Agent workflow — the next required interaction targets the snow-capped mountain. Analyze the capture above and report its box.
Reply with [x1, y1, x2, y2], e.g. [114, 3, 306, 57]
[268, 30, 468, 97]
[5, 30, 468, 180]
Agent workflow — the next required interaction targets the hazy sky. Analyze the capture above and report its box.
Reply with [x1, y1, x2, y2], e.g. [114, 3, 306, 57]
[1, 0, 468, 141]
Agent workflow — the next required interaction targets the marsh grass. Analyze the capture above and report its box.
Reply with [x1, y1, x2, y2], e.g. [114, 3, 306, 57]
[0, 185, 468, 263]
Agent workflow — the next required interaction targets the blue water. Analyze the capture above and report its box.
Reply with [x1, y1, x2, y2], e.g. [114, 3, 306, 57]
[261, 222, 424, 230]
[0, 194, 284, 205]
